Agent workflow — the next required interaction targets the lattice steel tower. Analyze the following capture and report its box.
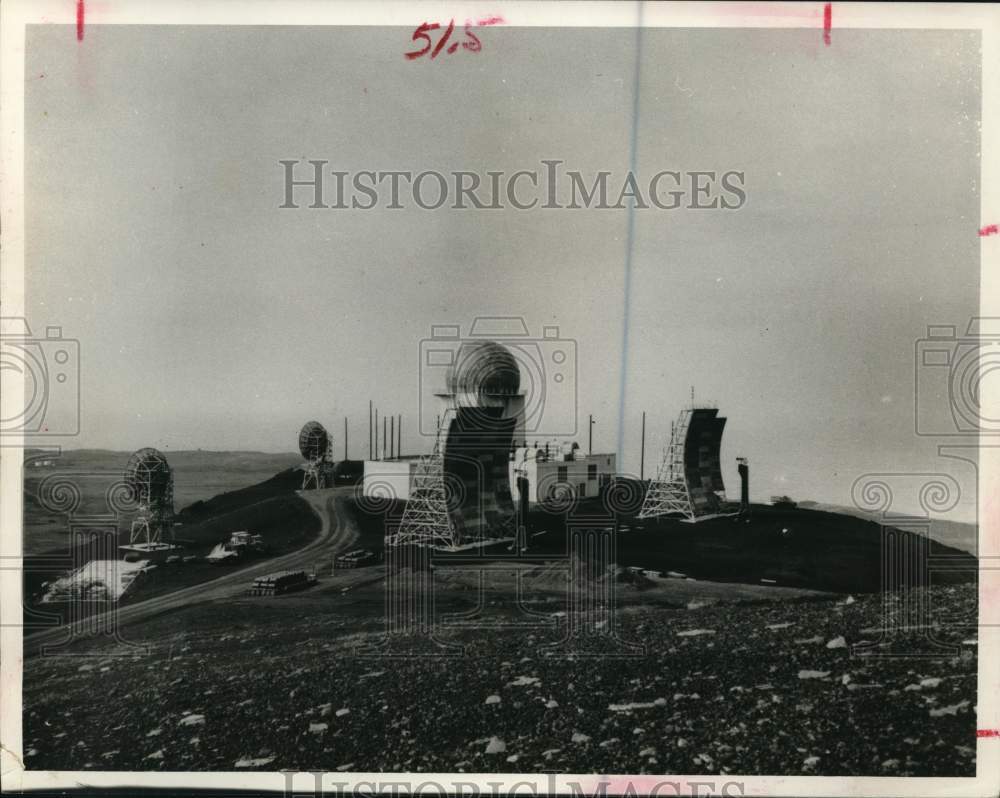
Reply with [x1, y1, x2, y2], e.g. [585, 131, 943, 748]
[124, 448, 175, 546]
[388, 409, 457, 548]
[299, 420, 333, 490]
[638, 410, 696, 521]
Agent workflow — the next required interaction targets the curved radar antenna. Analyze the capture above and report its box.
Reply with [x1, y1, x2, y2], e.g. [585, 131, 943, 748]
[123, 447, 175, 547]
[299, 420, 333, 490]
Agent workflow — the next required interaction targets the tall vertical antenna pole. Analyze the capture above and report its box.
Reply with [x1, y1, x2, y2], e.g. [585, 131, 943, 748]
[344, 417, 348, 459]
[374, 408, 379, 459]
[390, 415, 395, 459]
[369, 401, 373, 459]
[397, 414, 402, 458]
[640, 411, 646, 480]
[383, 416, 387, 459]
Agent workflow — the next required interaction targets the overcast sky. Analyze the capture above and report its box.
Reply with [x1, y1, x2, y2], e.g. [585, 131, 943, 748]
[24, 25, 980, 517]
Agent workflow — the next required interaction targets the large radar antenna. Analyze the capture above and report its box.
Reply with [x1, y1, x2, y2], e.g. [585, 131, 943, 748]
[124, 447, 175, 547]
[299, 420, 333, 490]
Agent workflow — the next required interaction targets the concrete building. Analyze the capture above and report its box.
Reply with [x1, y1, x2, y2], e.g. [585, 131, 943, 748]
[363, 456, 422, 501]
[509, 443, 616, 505]
[364, 443, 616, 507]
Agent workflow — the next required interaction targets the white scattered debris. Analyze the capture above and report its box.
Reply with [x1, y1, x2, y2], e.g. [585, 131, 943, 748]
[766, 622, 793, 630]
[360, 670, 385, 679]
[599, 738, 620, 748]
[309, 722, 328, 734]
[881, 759, 900, 770]
[542, 748, 562, 759]
[841, 675, 851, 685]
[235, 756, 276, 768]
[677, 629, 715, 637]
[802, 756, 820, 769]
[146, 750, 164, 760]
[919, 677, 943, 689]
[335, 708, 350, 717]
[608, 701, 660, 712]
[962, 639, 977, 646]
[841, 595, 856, 605]
[677, 738, 688, 748]
[485, 695, 501, 705]
[795, 636, 824, 645]
[687, 601, 708, 610]
[506, 754, 519, 763]
[146, 728, 162, 737]
[797, 670, 831, 680]
[826, 636, 847, 649]
[508, 676, 540, 687]
[178, 714, 205, 727]
[485, 737, 506, 755]
[336, 763, 355, 772]
[571, 732, 591, 744]
[545, 699, 559, 709]
[930, 700, 970, 717]
[639, 747, 657, 757]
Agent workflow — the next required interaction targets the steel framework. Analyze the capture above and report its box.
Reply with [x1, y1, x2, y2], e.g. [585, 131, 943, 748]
[638, 409, 696, 521]
[125, 449, 175, 546]
[387, 410, 457, 548]
[300, 422, 333, 490]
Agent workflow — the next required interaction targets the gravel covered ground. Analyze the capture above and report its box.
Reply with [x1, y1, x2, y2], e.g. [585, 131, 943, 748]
[22, 580, 977, 776]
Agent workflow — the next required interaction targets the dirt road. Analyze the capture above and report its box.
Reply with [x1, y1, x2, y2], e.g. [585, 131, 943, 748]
[23, 486, 359, 657]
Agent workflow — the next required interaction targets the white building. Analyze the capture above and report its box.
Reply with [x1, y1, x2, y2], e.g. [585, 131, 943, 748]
[362, 457, 423, 501]
[363, 444, 616, 505]
[508, 443, 616, 504]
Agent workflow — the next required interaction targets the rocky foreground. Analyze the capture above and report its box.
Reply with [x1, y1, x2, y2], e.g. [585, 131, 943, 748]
[22, 582, 978, 776]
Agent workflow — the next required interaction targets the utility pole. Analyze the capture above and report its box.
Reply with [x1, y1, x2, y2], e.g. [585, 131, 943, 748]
[397, 414, 402, 458]
[374, 407, 379, 459]
[390, 415, 395, 459]
[383, 416, 387, 459]
[640, 411, 646, 480]
[588, 414, 595, 455]
[369, 401, 373, 459]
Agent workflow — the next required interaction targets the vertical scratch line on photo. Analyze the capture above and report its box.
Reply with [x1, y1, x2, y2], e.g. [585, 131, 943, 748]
[617, 4, 645, 467]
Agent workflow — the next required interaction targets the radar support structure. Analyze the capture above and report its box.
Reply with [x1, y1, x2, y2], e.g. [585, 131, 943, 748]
[123, 448, 176, 550]
[638, 410, 696, 521]
[299, 421, 333, 490]
[388, 409, 457, 549]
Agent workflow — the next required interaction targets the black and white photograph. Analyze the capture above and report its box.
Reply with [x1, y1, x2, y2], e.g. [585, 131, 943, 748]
[1, 2, 999, 796]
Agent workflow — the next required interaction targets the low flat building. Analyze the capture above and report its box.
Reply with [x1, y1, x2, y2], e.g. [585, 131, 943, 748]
[363, 445, 616, 506]
[509, 444, 616, 505]
[363, 457, 423, 501]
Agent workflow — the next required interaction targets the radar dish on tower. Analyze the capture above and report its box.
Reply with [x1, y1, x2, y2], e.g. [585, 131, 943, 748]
[298, 420, 333, 489]
[123, 447, 175, 547]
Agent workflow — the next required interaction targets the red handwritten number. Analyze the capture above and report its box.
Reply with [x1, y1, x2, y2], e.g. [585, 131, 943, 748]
[463, 24, 482, 52]
[405, 22, 440, 60]
[406, 16, 498, 60]
[431, 19, 455, 58]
